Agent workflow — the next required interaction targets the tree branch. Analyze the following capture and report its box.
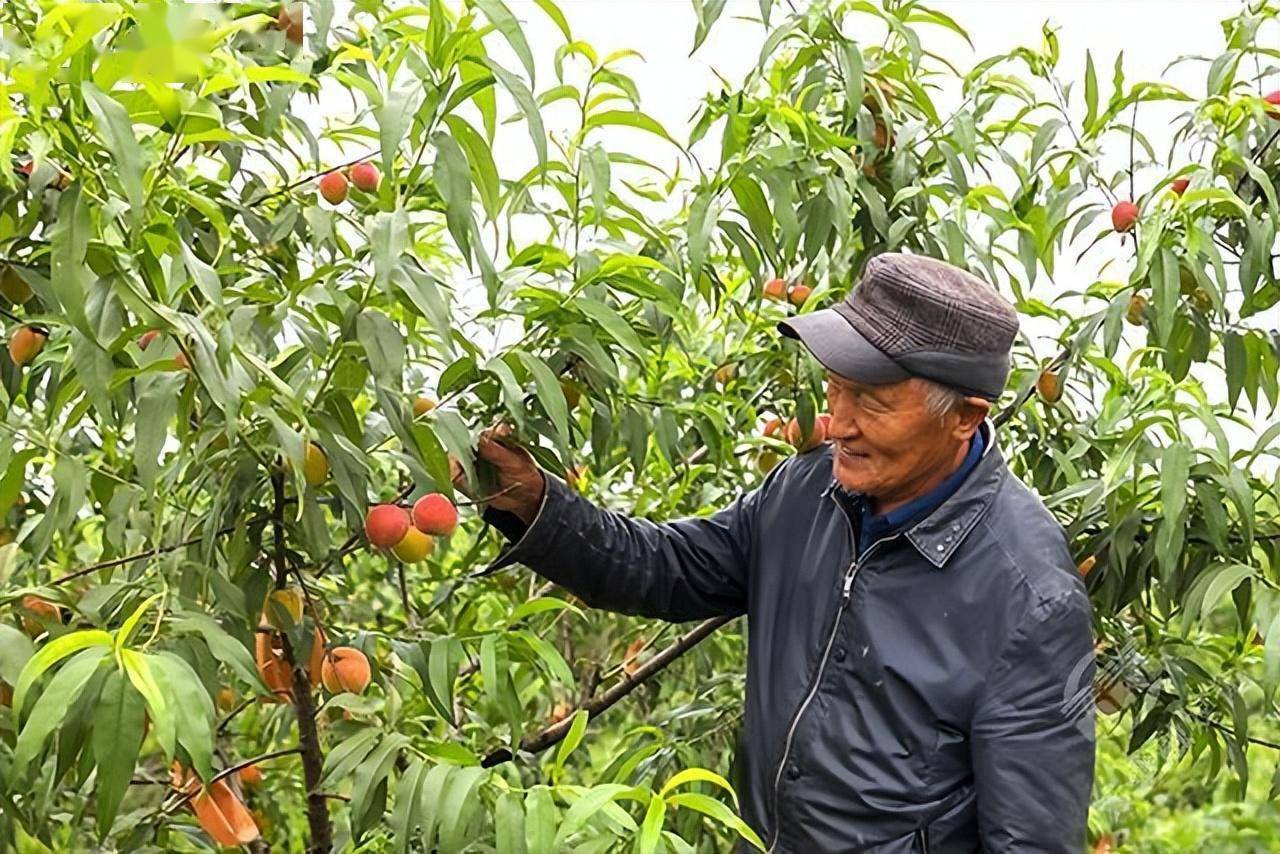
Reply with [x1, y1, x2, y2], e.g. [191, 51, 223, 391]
[481, 615, 735, 766]
[272, 471, 333, 854]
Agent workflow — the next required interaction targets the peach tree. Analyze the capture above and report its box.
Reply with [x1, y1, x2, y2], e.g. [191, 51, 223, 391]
[0, 0, 1279, 851]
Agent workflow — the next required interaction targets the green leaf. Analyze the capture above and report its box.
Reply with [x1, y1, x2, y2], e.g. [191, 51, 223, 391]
[82, 83, 145, 228]
[120, 648, 176, 758]
[482, 58, 547, 168]
[1083, 50, 1098, 131]
[179, 239, 224, 308]
[49, 187, 94, 337]
[583, 110, 680, 148]
[351, 734, 410, 838]
[659, 768, 738, 804]
[533, 0, 572, 41]
[322, 727, 382, 788]
[553, 709, 590, 776]
[480, 634, 502, 720]
[575, 297, 645, 359]
[552, 784, 639, 848]
[370, 208, 410, 290]
[508, 597, 584, 624]
[1224, 332, 1245, 409]
[14, 646, 108, 770]
[691, 0, 728, 54]
[837, 39, 864, 113]
[433, 131, 476, 265]
[665, 792, 765, 850]
[171, 614, 263, 690]
[637, 796, 666, 854]
[524, 786, 557, 853]
[473, 0, 536, 85]
[687, 187, 716, 284]
[487, 355, 528, 431]
[134, 374, 183, 488]
[418, 762, 455, 847]
[377, 84, 423, 180]
[443, 115, 501, 221]
[585, 144, 611, 225]
[93, 668, 146, 838]
[153, 653, 216, 782]
[398, 263, 456, 351]
[1202, 564, 1255, 625]
[392, 758, 429, 854]
[515, 350, 570, 449]
[496, 790, 527, 854]
[511, 630, 575, 688]
[0, 624, 35, 686]
[436, 766, 488, 851]
[1155, 443, 1189, 579]
[114, 592, 164, 653]
[427, 636, 460, 722]
[357, 311, 406, 387]
[12, 629, 112, 719]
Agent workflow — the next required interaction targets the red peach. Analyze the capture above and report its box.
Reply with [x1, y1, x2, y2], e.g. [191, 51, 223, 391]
[412, 493, 458, 536]
[364, 504, 410, 549]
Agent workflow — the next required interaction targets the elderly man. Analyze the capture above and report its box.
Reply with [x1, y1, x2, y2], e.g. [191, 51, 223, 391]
[472, 253, 1095, 852]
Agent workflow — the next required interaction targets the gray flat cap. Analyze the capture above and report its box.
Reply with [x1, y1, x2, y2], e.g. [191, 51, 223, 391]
[778, 253, 1019, 400]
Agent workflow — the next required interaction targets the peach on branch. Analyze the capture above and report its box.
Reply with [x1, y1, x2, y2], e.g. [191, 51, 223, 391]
[1036, 369, 1062, 404]
[391, 527, 433, 562]
[8, 326, 46, 366]
[191, 778, 259, 846]
[0, 267, 32, 304]
[321, 646, 371, 694]
[762, 278, 788, 301]
[350, 161, 380, 192]
[784, 414, 830, 451]
[262, 587, 304, 630]
[1110, 200, 1139, 233]
[302, 442, 328, 487]
[20, 595, 61, 637]
[276, 4, 303, 45]
[318, 171, 348, 205]
[412, 493, 458, 536]
[1125, 293, 1147, 326]
[364, 504, 410, 548]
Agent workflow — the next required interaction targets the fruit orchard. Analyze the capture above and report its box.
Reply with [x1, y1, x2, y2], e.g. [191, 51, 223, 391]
[1, 0, 1279, 851]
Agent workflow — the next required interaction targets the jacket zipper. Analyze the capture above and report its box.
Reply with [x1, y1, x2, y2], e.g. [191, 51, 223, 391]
[765, 493, 899, 853]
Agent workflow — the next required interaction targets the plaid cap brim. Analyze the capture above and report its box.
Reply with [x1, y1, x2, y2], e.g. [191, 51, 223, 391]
[778, 309, 911, 385]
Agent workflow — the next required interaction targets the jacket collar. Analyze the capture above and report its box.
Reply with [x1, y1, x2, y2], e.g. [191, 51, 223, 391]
[823, 419, 1006, 569]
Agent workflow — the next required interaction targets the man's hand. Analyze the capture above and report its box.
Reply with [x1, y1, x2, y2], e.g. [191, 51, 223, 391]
[451, 424, 546, 526]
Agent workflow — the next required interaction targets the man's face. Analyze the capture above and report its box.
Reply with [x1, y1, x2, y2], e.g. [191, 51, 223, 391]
[824, 372, 984, 508]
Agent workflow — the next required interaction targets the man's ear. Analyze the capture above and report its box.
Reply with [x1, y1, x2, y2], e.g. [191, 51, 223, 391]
[953, 396, 990, 440]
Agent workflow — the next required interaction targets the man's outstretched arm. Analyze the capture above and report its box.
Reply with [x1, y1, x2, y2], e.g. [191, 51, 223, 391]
[467, 427, 761, 622]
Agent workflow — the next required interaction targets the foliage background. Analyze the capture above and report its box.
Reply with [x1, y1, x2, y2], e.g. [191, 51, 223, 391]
[0, 0, 1278, 851]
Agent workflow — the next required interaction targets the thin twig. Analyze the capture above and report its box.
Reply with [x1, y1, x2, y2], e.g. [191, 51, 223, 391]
[481, 615, 735, 766]
[245, 149, 380, 209]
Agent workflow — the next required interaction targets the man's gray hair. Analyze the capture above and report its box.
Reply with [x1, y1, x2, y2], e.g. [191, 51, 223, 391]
[921, 379, 965, 419]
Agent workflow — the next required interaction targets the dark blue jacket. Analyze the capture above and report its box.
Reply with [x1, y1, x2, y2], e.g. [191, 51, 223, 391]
[487, 421, 1096, 852]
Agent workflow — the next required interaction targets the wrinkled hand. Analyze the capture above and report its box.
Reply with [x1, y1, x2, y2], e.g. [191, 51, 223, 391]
[450, 423, 545, 526]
